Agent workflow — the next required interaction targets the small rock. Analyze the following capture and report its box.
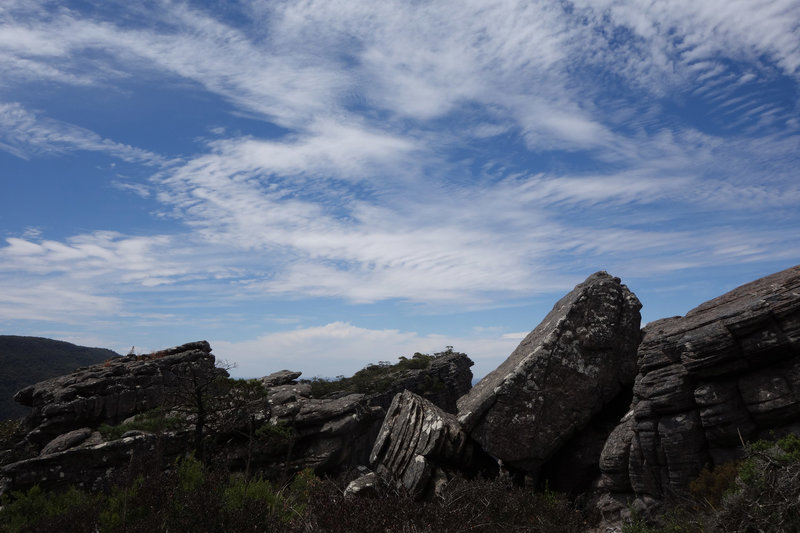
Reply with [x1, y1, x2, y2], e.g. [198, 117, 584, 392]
[260, 370, 302, 387]
[344, 472, 380, 498]
[40, 428, 92, 456]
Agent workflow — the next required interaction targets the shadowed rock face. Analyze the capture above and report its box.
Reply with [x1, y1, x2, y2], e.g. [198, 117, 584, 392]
[457, 271, 642, 474]
[599, 264, 800, 499]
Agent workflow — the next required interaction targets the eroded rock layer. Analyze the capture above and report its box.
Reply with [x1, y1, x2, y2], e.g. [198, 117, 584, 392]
[599, 264, 800, 499]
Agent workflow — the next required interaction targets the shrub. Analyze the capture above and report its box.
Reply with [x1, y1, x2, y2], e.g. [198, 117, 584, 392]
[98, 407, 186, 440]
[0, 485, 100, 533]
[688, 460, 739, 509]
[303, 350, 449, 398]
[713, 434, 800, 532]
[0, 457, 317, 532]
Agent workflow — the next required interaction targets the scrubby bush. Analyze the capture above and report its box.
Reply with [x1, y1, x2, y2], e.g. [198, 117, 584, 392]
[0, 485, 101, 533]
[304, 475, 588, 532]
[688, 460, 740, 510]
[0, 457, 315, 532]
[622, 432, 800, 533]
[303, 350, 447, 398]
[712, 434, 800, 532]
[98, 407, 187, 440]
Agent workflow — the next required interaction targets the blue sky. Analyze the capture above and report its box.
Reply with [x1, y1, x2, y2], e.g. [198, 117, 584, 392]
[1, 0, 798, 380]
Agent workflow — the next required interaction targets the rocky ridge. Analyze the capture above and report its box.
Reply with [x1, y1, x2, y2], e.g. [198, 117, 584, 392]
[0, 343, 473, 496]
[3, 264, 800, 530]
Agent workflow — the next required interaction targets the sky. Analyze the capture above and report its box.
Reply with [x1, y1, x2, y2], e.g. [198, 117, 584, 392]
[1, 0, 798, 381]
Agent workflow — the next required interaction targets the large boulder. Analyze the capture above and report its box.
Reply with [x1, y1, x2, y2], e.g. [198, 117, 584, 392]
[598, 264, 800, 501]
[457, 271, 642, 476]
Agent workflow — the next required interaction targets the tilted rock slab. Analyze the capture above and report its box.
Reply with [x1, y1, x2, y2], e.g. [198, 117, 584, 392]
[371, 391, 482, 497]
[599, 264, 800, 499]
[457, 271, 642, 474]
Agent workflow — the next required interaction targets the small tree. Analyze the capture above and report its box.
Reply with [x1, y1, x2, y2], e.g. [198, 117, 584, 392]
[166, 361, 232, 462]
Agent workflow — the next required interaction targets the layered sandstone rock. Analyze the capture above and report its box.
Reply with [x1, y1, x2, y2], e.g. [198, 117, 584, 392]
[598, 264, 800, 501]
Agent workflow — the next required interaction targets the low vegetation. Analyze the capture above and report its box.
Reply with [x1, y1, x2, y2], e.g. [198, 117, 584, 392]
[301, 349, 447, 397]
[0, 457, 587, 532]
[622, 432, 800, 533]
[0, 456, 315, 533]
[4, 427, 800, 532]
[98, 408, 187, 440]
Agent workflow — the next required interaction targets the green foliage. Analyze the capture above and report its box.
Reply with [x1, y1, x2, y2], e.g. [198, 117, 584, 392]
[177, 454, 205, 493]
[97, 476, 146, 533]
[396, 352, 435, 370]
[0, 485, 99, 533]
[255, 420, 293, 442]
[222, 476, 281, 513]
[98, 407, 186, 440]
[302, 350, 447, 398]
[711, 433, 800, 531]
[0, 459, 316, 532]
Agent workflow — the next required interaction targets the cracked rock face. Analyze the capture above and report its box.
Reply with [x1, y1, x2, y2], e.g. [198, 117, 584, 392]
[370, 391, 485, 498]
[599, 264, 800, 498]
[457, 271, 642, 474]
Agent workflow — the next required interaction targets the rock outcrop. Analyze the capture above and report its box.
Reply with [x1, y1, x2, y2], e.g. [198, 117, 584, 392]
[598, 264, 800, 506]
[14, 341, 223, 447]
[457, 272, 642, 477]
[1, 343, 475, 497]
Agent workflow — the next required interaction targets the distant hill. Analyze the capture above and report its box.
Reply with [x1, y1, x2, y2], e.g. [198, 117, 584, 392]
[0, 336, 120, 420]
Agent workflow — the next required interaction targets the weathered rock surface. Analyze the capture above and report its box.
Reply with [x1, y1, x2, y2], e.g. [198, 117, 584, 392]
[39, 427, 94, 456]
[457, 271, 642, 475]
[599, 264, 800, 501]
[371, 391, 489, 498]
[14, 341, 224, 446]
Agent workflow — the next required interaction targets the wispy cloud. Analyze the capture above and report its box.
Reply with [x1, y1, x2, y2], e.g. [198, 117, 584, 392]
[0, 103, 163, 163]
[0, 0, 797, 351]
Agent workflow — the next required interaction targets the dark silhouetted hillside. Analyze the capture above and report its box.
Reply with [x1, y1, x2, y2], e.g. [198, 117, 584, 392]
[0, 336, 119, 420]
